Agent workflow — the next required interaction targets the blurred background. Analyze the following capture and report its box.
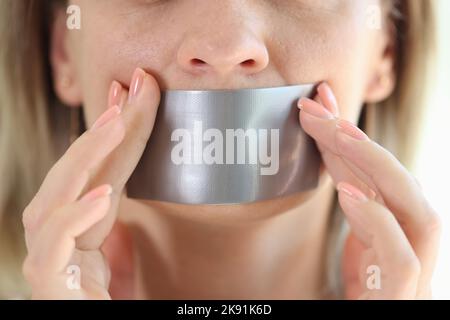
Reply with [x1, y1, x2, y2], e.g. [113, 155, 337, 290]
[416, 0, 450, 300]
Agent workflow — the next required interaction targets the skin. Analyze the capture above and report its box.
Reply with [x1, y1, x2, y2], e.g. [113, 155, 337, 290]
[21, 0, 441, 299]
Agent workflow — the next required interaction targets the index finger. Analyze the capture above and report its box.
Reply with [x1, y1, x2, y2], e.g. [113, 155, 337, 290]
[24, 105, 125, 232]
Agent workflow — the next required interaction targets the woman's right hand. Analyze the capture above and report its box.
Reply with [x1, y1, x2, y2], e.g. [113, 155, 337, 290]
[21, 68, 161, 299]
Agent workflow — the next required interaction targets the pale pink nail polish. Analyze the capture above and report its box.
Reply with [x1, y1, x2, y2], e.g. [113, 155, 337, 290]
[128, 68, 145, 102]
[297, 98, 335, 120]
[318, 82, 340, 117]
[108, 81, 122, 107]
[336, 119, 369, 141]
[337, 182, 368, 202]
[90, 105, 121, 131]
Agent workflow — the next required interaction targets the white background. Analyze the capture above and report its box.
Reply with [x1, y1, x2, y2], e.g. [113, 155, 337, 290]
[416, 0, 450, 300]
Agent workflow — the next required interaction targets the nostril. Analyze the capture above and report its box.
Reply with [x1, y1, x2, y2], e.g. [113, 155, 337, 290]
[191, 58, 207, 66]
[241, 59, 256, 67]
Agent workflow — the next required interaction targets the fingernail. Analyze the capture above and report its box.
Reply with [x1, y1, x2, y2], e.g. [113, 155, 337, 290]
[90, 105, 121, 131]
[317, 82, 340, 117]
[108, 81, 122, 107]
[336, 119, 369, 141]
[297, 98, 335, 120]
[337, 182, 368, 202]
[81, 184, 113, 203]
[128, 68, 145, 102]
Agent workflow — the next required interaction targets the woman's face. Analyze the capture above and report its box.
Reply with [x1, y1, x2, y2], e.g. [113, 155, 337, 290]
[53, 0, 395, 219]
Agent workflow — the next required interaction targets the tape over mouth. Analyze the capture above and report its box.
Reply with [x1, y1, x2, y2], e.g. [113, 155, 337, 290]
[126, 84, 321, 205]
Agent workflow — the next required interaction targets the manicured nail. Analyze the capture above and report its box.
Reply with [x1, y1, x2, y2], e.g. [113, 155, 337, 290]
[90, 105, 121, 131]
[337, 182, 368, 202]
[128, 68, 145, 102]
[317, 82, 339, 117]
[81, 184, 113, 203]
[297, 97, 335, 120]
[108, 81, 122, 107]
[336, 119, 369, 141]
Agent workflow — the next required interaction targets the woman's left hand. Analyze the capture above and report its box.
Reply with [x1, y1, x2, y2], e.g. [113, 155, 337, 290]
[298, 83, 441, 300]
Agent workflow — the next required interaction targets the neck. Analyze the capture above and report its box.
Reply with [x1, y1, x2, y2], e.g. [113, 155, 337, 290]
[120, 174, 335, 299]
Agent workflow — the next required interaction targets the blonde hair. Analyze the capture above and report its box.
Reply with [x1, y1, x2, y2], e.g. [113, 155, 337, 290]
[0, 0, 436, 299]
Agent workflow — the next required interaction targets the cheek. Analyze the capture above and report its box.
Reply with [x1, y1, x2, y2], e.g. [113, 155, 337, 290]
[74, 8, 173, 126]
[326, 30, 384, 123]
[273, 3, 382, 122]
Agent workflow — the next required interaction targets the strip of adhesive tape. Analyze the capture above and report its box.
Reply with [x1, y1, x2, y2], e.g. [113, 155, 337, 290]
[126, 84, 320, 205]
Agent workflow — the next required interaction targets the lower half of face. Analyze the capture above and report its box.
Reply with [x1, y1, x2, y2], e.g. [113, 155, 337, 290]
[64, 0, 389, 219]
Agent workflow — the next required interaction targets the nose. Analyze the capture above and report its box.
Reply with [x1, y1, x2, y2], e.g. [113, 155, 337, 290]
[177, 13, 269, 77]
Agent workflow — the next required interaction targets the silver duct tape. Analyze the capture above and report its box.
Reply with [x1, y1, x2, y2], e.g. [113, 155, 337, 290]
[126, 84, 321, 205]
